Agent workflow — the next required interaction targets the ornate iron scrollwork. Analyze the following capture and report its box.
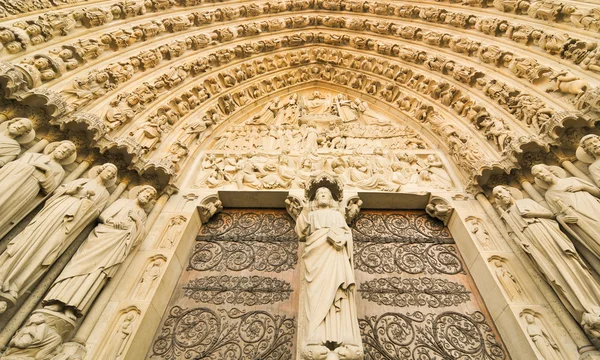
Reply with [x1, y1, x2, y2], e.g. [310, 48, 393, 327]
[183, 275, 293, 306]
[151, 306, 296, 360]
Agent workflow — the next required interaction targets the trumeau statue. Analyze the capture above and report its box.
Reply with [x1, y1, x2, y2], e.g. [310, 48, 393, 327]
[0, 163, 116, 312]
[0, 118, 35, 167]
[531, 164, 600, 263]
[291, 175, 364, 360]
[493, 185, 600, 339]
[42, 185, 156, 320]
[0, 140, 76, 236]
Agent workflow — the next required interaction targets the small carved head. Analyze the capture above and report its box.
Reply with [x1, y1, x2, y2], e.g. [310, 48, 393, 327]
[137, 185, 157, 205]
[51, 141, 77, 160]
[492, 185, 515, 208]
[98, 163, 118, 182]
[581, 134, 600, 158]
[531, 164, 556, 184]
[7, 118, 33, 137]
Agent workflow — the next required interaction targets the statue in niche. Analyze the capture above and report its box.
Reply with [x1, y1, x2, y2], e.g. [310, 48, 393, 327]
[159, 215, 187, 249]
[41, 185, 156, 320]
[0, 118, 35, 167]
[127, 114, 168, 152]
[294, 177, 364, 360]
[531, 164, 600, 263]
[491, 258, 526, 302]
[0, 164, 115, 312]
[577, 134, 600, 188]
[467, 217, 495, 250]
[132, 259, 163, 299]
[247, 97, 283, 125]
[176, 116, 213, 149]
[302, 91, 333, 115]
[521, 312, 563, 360]
[0, 140, 76, 236]
[335, 94, 358, 123]
[98, 310, 137, 360]
[2, 313, 62, 360]
[493, 185, 600, 337]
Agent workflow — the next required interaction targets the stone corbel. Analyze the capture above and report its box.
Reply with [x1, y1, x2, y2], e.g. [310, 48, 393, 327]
[426, 195, 454, 226]
[198, 194, 223, 224]
[343, 195, 363, 225]
[285, 194, 304, 221]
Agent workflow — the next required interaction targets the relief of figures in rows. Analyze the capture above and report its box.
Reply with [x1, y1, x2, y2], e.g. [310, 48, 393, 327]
[193, 151, 453, 192]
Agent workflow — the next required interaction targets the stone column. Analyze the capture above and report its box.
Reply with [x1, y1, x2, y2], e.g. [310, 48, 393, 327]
[554, 151, 594, 183]
[108, 177, 131, 204]
[62, 157, 94, 183]
[23, 139, 49, 154]
[515, 172, 548, 208]
[475, 192, 600, 358]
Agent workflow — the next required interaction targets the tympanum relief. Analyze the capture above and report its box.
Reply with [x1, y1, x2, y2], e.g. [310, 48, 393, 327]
[193, 90, 455, 193]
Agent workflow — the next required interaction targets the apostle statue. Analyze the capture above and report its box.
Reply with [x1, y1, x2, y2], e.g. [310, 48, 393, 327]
[493, 185, 600, 339]
[293, 175, 364, 360]
[577, 134, 600, 188]
[531, 164, 600, 262]
[0, 118, 35, 167]
[0, 140, 76, 237]
[0, 163, 116, 312]
[42, 185, 156, 320]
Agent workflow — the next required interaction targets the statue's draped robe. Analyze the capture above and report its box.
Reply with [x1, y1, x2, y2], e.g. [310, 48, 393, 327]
[0, 153, 64, 234]
[501, 199, 600, 319]
[303, 96, 331, 115]
[295, 208, 361, 346]
[43, 199, 146, 317]
[0, 178, 109, 300]
[544, 177, 600, 260]
[337, 100, 358, 123]
[588, 160, 600, 188]
[0, 134, 21, 167]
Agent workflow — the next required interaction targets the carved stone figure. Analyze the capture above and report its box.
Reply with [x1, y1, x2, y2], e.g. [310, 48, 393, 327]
[247, 97, 282, 125]
[97, 310, 137, 359]
[0, 117, 34, 167]
[494, 185, 600, 336]
[578, 134, 600, 188]
[531, 164, 600, 263]
[0, 141, 76, 237]
[42, 185, 156, 319]
[0, 163, 115, 311]
[492, 258, 526, 302]
[132, 259, 163, 299]
[335, 94, 358, 123]
[2, 313, 61, 360]
[521, 312, 563, 360]
[295, 179, 363, 359]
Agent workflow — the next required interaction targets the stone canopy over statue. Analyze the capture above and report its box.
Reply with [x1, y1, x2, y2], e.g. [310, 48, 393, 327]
[289, 174, 364, 360]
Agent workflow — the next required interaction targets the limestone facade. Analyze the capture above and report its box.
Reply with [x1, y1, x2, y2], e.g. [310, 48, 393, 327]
[0, 0, 599, 358]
